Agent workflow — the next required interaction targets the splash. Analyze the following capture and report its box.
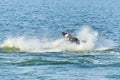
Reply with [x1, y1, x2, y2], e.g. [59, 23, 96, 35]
[0, 26, 115, 52]
[76, 26, 98, 50]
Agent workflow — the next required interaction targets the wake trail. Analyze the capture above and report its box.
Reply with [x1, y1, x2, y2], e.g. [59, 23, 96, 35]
[0, 26, 116, 52]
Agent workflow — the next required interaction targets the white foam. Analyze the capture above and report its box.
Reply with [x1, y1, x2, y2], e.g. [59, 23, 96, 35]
[0, 26, 116, 52]
[76, 26, 98, 50]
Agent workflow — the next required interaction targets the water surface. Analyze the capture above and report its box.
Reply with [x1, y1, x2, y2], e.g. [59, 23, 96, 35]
[0, 0, 120, 80]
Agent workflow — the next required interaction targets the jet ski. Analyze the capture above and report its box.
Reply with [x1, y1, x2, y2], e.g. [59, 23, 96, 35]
[62, 32, 80, 45]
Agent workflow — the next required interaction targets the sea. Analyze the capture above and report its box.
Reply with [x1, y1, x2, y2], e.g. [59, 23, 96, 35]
[0, 0, 120, 80]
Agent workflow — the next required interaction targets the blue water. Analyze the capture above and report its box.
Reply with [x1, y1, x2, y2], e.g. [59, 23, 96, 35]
[0, 0, 120, 80]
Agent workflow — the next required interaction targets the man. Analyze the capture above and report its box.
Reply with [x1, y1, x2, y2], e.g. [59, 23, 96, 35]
[62, 32, 80, 45]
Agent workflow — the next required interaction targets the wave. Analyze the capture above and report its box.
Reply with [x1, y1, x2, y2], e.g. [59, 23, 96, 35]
[0, 26, 116, 52]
